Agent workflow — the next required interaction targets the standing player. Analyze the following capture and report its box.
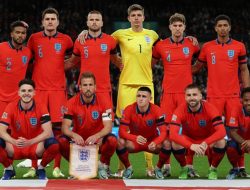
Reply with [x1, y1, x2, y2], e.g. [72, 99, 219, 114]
[112, 3, 159, 177]
[65, 10, 121, 114]
[226, 87, 250, 179]
[0, 20, 31, 116]
[116, 87, 170, 179]
[152, 13, 200, 177]
[58, 72, 117, 179]
[27, 7, 73, 178]
[0, 79, 59, 180]
[195, 14, 250, 126]
[194, 14, 250, 174]
[169, 84, 226, 179]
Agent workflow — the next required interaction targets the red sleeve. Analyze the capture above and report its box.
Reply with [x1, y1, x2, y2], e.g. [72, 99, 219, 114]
[0, 103, 14, 127]
[64, 96, 76, 119]
[119, 106, 137, 142]
[239, 42, 247, 64]
[204, 104, 226, 145]
[72, 40, 81, 56]
[152, 41, 161, 59]
[169, 107, 193, 148]
[110, 36, 117, 51]
[65, 35, 73, 53]
[198, 43, 207, 63]
[152, 107, 167, 144]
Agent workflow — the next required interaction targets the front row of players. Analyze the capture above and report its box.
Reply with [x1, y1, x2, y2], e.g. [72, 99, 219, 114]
[0, 72, 249, 180]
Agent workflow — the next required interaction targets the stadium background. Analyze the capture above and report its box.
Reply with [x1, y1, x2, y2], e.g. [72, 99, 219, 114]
[0, 0, 250, 179]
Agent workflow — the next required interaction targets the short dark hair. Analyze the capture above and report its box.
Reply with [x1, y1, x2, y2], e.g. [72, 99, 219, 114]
[138, 86, 151, 94]
[127, 4, 144, 15]
[214, 14, 231, 26]
[185, 83, 202, 93]
[10, 21, 29, 32]
[42, 7, 59, 20]
[241, 87, 250, 98]
[79, 72, 96, 84]
[169, 13, 186, 25]
[18, 79, 35, 89]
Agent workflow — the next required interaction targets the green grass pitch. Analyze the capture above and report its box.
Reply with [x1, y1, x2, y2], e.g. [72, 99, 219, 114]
[1, 153, 250, 179]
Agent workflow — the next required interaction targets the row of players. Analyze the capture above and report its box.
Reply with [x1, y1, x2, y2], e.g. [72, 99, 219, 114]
[0, 74, 250, 180]
[0, 4, 249, 179]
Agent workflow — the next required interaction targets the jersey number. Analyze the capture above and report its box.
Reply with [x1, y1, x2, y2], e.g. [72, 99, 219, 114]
[6, 58, 12, 71]
[139, 44, 142, 53]
[38, 46, 43, 58]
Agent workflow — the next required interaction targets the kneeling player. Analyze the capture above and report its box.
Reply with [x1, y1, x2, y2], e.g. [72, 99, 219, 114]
[58, 72, 117, 179]
[0, 79, 59, 180]
[226, 87, 250, 179]
[117, 87, 171, 179]
[169, 84, 226, 179]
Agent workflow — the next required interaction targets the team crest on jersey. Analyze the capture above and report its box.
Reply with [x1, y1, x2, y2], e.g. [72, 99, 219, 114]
[16, 121, 21, 131]
[146, 119, 154, 127]
[100, 44, 108, 52]
[92, 111, 99, 120]
[183, 47, 190, 55]
[77, 115, 83, 126]
[227, 50, 234, 59]
[145, 36, 151, 44]
[30, 117, 37, 126]
[78, 149, 90, 162]
[54, 43, 62, 53]
[199, 120, 206, 127]
[165, 51, 171, 62]
[22, 56, 28, 64]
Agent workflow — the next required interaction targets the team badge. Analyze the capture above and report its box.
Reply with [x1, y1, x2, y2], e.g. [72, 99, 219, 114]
[30, 117, 37, 126]
[54, 43, 62, 52]
[145, 36, 151, 43]
[146, 119, 154, 127]
[183, 47, 190, 55]
[227, 50, 234, 58]
[92, 111, 99, 120]
[199, 120, 206, 127]
[78, 149, 90, 162]
[100, 44, 107, 52]
[22, 56, 28, 64]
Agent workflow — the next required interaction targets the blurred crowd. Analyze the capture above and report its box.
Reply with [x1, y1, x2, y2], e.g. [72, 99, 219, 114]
[0, 0, 249, 105]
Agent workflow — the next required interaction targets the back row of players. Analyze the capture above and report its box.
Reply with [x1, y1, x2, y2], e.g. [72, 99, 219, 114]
[0, 4, 249, 179]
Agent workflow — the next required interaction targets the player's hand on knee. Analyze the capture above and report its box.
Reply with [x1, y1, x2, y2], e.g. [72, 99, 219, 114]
[136, 135, 147, 145]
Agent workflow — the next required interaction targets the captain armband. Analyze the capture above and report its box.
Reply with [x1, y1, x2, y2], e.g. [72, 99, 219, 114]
[102, 112, 112, 121]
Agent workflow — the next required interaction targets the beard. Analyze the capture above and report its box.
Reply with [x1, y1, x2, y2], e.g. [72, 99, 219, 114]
[13, 38, 24, 45]
[188, 100, 199, 108]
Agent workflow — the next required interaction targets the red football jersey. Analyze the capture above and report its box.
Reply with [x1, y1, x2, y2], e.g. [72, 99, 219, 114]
[170, 100, 226, 148]
[119, 102, 166, 144]
[0, 41, 31, 101]
[73, 33, 117, 92]
[0, 100, 51, 139]
[228, 104, 250, 139]
[64, 93, 112, 140]
[27, 32, 73, 90]
[198, 39, 247, 97]
[153, 37, 199, 93]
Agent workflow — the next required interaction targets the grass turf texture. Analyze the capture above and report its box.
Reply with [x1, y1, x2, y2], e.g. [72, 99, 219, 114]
[1, 153, 250, 179]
